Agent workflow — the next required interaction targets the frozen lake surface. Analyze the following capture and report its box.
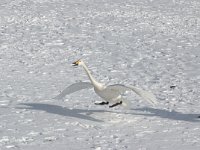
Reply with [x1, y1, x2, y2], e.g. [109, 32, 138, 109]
[0, 0, 200, 149]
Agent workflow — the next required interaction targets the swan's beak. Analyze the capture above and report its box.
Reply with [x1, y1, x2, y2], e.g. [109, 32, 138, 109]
[72, 60, 80, 66]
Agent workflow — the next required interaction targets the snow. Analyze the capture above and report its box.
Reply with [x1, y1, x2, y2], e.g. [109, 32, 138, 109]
[1, 0, 200, 149]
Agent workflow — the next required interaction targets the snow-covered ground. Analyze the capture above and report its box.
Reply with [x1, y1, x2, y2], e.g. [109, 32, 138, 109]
[1, 0, 200, 149]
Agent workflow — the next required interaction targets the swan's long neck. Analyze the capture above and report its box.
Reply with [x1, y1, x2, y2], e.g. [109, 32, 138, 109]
[81, 63, 104, 90]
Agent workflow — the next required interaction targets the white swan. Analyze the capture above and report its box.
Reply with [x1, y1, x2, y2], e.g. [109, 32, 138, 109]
[54, 60, 158, 108]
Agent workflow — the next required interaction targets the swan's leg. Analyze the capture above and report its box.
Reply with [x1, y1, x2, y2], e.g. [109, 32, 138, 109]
[95, 101, 109, 105]
[109, 101, 122, 108]
[108, 96, 130, 108]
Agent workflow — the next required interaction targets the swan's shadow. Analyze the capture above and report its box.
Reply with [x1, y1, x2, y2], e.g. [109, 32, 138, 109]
[131, 107, 200, 122]
[16, 103, 200, 123]
[17, 103, 111, 122]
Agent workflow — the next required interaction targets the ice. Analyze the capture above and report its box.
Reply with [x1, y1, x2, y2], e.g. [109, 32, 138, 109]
[1, 0, 200, 149]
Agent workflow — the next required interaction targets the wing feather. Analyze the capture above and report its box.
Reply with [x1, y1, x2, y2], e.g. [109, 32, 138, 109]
[108, 84, 158, 105]
[53, 82, 93, 99]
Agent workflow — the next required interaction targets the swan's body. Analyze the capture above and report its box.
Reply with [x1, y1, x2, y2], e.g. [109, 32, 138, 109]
[54, 60, 158, 108]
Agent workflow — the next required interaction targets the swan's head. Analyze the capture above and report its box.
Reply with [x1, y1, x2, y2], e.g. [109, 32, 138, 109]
[72, 59, 83, 66]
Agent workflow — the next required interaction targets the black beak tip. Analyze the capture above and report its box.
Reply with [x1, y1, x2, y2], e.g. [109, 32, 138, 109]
[72, 62, 78, 66]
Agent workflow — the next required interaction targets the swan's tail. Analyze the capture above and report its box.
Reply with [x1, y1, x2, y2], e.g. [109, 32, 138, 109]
[128, 85, 158, 106]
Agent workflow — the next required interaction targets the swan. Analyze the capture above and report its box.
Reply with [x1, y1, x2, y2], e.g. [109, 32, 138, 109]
[54, 60, 158, 108]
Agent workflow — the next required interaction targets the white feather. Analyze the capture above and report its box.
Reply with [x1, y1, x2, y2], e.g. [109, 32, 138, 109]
[54, 82, 93, 99]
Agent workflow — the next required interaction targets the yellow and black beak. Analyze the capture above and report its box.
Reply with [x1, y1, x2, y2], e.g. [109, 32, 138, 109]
[72, 60, 80, 66]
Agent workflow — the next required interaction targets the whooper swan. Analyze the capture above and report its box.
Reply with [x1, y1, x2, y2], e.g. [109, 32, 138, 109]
[54, 60, 158, 108]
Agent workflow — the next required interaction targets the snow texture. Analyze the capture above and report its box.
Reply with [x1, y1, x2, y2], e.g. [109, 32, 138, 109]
[0, 0, 200, 149]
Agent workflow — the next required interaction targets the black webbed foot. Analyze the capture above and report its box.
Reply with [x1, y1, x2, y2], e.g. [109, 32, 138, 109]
[95, 101, 109, 105]
[109, 101, 122, 108]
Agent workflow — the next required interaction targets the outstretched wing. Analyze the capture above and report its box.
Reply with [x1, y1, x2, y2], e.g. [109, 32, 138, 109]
[53, 82, 93, 99]
[108, 84, 158, 105]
